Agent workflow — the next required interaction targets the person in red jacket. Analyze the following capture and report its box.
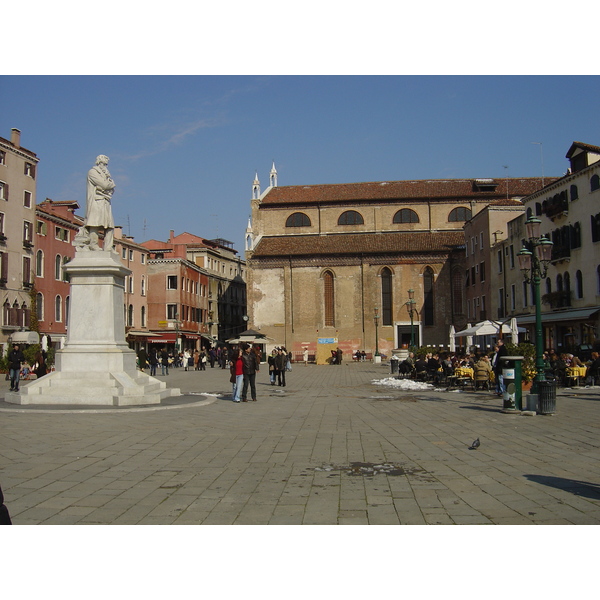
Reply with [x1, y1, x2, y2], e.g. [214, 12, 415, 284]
[229, 348, 244, 403]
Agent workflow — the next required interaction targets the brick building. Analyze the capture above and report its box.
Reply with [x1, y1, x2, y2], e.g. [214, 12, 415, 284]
[141, 231, 246, 350]
[34, 199, 83, 348]
[245, 168, 548, 361]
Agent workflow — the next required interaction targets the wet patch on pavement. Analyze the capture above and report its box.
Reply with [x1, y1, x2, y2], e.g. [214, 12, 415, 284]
[311, 461, 427, 478]
[367, 395, 417, 402]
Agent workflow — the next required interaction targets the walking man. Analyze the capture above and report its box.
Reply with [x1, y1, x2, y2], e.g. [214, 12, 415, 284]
[8, 344, 25, 392]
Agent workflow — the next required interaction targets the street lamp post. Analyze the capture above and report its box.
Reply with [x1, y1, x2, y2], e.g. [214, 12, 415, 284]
[517, 216, 553, 394]
[405, 288, 417, 349]
[374, 307, 380, 357]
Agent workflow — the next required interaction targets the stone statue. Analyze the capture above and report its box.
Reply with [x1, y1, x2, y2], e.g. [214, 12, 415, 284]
[74, 155, 115, 251]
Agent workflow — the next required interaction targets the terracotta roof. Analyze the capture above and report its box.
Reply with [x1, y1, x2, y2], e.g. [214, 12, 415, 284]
[260, 177, 551, 206]
[251, 231, 465, 257]
[566, 141, 600, 158]
[486, 198, 526, 207]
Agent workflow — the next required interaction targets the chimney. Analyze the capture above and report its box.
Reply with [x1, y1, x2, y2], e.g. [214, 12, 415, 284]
[11, 128, 21, 148]
[169, 229, 174, 242]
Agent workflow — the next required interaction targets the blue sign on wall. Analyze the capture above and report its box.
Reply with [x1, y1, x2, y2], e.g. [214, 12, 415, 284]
[318, 338, 337, 344]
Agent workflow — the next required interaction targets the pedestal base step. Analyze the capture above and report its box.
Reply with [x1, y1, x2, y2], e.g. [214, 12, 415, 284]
[6, 370, 180, 406]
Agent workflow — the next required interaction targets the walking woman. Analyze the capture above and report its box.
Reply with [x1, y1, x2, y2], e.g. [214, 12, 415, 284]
[229, 348, 244, 403]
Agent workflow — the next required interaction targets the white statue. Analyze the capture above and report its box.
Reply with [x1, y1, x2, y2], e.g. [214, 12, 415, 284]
[75, 155, 115, 251]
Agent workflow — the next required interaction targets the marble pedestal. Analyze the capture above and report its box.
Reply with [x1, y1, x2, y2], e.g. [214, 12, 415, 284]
[7, 250, 180, 406]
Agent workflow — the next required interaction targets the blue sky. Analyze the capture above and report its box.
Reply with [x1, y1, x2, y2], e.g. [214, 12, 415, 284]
[2, 75, 599, 252]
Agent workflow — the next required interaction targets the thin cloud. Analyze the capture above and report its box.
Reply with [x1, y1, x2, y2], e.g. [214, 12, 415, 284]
[123, 115, 225, 161]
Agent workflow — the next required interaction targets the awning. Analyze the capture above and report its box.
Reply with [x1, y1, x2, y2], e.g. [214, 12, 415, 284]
[517, 307, 600, 325]
[126, 330, 161, 337]
[10, 331, 40, 344]
[147, 333, 177, 343]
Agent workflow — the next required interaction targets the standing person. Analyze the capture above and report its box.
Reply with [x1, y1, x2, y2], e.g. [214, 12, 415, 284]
[241, 343, 260, 402]
[0, 484, 11, 525]
[183, 349, 191, 371]
[138, 347, 148, 372]
[160, 347, 169, 376]
[268, 349, 277, 385]
[193, 349, 200, 371]
[209, 347, 216, 368]
[275, 347, 287, 387]
[148, 347, 158, 377]
[229, 348, 244, 402]
[32, 351, 47, 379]
[336, 347, 343, 365]
[285, 348, 292, 371]
[8, 344, 25, 392]
[491, 339, 508, 395]
[200, 350, 207, 370]
[303, 348, 309, 366]
[223, 347, 230, 369]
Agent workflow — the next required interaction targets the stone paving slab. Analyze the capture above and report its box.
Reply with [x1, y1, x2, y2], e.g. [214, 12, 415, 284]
[2, 361, 600, 524]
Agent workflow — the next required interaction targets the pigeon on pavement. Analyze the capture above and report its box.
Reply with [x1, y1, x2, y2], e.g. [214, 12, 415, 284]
[469, 438, 480, 450]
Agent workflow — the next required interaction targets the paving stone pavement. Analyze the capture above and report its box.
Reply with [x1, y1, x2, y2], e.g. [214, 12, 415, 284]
[2, 361, 600, 525]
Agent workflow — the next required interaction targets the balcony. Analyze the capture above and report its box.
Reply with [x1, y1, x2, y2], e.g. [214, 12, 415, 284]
[542, 290, 572, 309]
[542, 191, 569, 220]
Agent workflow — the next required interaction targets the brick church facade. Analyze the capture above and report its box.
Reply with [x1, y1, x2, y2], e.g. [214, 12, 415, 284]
[245, 166, 548, 361]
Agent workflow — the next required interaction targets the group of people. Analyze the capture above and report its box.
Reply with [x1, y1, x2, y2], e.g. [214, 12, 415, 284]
[353, 350, 367, 362]
[227, 345, 293, 403]
[7, 343, 48, 393]
[396, 338, 600, 394]
[267, 347, 291, 387]
[229, 343, 262, 402]
[541, 349, 600, 387]
[138, 345, 232, 376]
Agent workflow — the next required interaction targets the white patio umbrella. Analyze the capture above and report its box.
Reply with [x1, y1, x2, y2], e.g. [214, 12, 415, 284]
[449, 325, 456, 352]
[510, 317, 519, 344]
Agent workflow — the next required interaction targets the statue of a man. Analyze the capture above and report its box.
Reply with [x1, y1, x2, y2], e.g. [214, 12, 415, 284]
[83, 155, 115, 251]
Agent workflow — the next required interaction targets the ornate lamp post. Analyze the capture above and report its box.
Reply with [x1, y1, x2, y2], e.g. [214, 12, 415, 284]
[405, 288, 417, 348]
[517, 216, 553, 394]
[374, 307, 380, 357]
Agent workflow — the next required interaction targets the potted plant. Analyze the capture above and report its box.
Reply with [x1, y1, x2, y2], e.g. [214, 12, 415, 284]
[505, 341, 536, 389]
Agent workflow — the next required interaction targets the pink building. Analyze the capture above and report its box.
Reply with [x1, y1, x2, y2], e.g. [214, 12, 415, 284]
[34, 199, 82, 347]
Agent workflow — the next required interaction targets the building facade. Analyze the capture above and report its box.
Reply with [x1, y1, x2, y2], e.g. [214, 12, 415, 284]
[245, 167, 548, 360]
[0, 129, 40, 352]
[142, 230, 246, 348]
[463, 200, 528, 330]
[113, 227, 153, 352]
[500, 141, 600, 354]
[34, 199, 83, 348]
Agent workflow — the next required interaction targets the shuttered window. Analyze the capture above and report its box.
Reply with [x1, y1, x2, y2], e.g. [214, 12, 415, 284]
[324, 270, 335, 327]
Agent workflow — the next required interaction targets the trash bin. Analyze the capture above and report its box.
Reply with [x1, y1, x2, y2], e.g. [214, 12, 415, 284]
[500, 355, 524, 411]
[390, 356, 399, 375]
[537, 380, 557, 415]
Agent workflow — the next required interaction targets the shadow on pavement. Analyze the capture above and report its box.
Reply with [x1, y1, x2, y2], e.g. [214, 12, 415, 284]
[458, 405, 503, 412]
[524, 474, 600, 500]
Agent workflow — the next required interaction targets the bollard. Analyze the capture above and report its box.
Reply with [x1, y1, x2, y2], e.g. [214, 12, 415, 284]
[500, 356, 524, 412]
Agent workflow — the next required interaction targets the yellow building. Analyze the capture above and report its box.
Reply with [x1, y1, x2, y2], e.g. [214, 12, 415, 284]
[0, 129, 40, 352]
[245, 167, 547, 361]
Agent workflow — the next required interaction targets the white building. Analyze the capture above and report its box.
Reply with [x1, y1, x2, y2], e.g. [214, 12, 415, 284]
[505, 141, 600, 354]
